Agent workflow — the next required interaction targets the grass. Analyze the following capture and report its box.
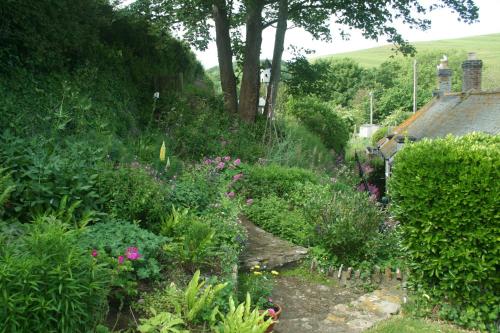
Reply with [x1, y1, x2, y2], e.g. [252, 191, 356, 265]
[319, 33, 500, 89]
[279, 265, 338, 287]
[366, 317, 475, 333]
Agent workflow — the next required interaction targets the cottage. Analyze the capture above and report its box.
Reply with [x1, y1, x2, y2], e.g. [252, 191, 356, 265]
[377, 53, 500, 185]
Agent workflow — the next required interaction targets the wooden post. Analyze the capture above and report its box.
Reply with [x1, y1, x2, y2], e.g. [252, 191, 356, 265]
[346, 267, 353, 280]
[385, 267, 392, 281]
[337, 264, 344, 280]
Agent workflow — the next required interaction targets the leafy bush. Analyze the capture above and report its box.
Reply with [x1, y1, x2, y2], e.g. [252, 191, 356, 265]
[97, 165, 171, 231]
[317, 190, 384, 263]
[237, 164, 320, 199]
[0, 218, 111, 332]
[138, 270, 227, 327]
[286, 96, 351, 153]
[214, 295, 272, 333]
[0, 133, 108, 222]
[371, 127, 389, 146]
[389, 133, 500, 331]
[244, 195, 313, 247]
[237, 268, 275, 309]
[78, 219, 167, 280]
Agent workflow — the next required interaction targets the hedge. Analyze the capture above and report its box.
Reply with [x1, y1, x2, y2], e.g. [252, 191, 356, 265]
[389, 133, 499, 331]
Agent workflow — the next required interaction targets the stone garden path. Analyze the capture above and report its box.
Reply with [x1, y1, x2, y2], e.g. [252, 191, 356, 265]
[240, 217, 404, 333]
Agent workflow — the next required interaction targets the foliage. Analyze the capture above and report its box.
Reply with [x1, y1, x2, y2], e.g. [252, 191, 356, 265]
[0, 133, 108, 222]
[286, 96, 350, 153]
[0, 168, 15, 218]
[0, 218, 111, 333]
[138, 310, 189, 333]
[237, 163, 320, 199]
[371, 127, 390, 146]
[264, 119, 334, 170]
[138, 270, 227, 328]
[238, 268, 276, 309]
[244, 195, 313, 247]
[366, 316, 472, 333]
[214, 295, 273, 333]
[317, 190, 385, 263]
[78, 220, 167, 280]
[97, 164, 171, 231]
[389, 133, 500, 331]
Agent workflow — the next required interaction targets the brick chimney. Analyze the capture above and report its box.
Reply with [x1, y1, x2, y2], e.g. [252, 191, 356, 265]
[462, 52, 482, 92]
[437, 55, 452, 94]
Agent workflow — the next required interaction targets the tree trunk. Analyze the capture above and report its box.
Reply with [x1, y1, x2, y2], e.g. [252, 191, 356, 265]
[264, 0, 288, 118]
[213, 1, 238, 114]
[239, 0, 265, 122]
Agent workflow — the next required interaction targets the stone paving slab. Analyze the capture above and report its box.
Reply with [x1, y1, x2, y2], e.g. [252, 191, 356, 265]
[272, 276, 403, 333]
[239, 216, 308, 270]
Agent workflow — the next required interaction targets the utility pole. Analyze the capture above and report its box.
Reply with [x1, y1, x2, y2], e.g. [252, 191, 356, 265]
[413, 58, 417, 113]
[369, 91, 374, 125]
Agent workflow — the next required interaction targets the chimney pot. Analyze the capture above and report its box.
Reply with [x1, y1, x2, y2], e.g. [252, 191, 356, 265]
[437, 55, 452, 94]
[462, 53, 482, 92]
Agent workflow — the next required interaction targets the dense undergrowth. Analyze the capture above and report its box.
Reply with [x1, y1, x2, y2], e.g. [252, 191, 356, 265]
[0, 1, 417, 332]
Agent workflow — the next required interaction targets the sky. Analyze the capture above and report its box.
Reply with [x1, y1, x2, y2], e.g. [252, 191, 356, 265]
[123, 0, 500, 69]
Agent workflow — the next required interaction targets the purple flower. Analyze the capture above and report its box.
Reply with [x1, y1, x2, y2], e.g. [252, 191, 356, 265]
[232, 173, 243, 181]
[216, 162, 225, 170]
[204, 158, 212, 165]
[246, 198, 254, 205]
[224, 156, 231, 162]
[118, 255, 125, 264]
[226, 191, 235, 199]
[126, 247, 141, 261]
[91, 249, 98, 257]
[233, 158, 241, 166]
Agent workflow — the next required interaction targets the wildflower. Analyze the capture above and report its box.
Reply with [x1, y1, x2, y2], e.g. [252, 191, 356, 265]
[224, 156, 231, 162]
[233, 158, 241, 166]
[232, 173, 243, 181]
[268, 297, 273, 303]
[267, 308, 276, 317]
[253, 271, 262, 276]
[118, 256, 125, 264]
[253, 265, 260, 270]
[226, 191, 235, 199]
[216, 162, 225, 170]
[204, 158, 212, 165]
[91, 249, 98, 257]
[271, 270, 279, 276]
[246, 198, 254, 205]
[159, 141, 166, 161]
[126, 247, 141, 260]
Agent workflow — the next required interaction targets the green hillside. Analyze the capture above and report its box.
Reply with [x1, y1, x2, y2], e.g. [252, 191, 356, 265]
[320, 33, 500, 89]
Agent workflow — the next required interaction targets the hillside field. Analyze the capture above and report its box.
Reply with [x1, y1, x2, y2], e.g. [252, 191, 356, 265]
[319, 33, 500, 89]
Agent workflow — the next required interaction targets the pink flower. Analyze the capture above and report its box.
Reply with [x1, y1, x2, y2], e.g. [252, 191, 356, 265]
[233, 158, 241, 166]
[126, 247, 141, 261]
[267, 308, 276, 317]
[246, 198, 254, 205]
[204, 158, 212, 165]
[226, 191, 235, 199]
[91, 249, 98, 257]
[224, 156, 231, 162]
[232, 173, 243, 181]
[118, 255, 125, 264]
[216, 162, 225, 170]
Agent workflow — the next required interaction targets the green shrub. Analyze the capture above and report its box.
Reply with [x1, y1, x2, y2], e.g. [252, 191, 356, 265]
[237, 164, 320, 199]
[0, 217, 111, 332]
[317, 190, 384, 263]
[371, 127, 389, 146]
[0, 133, 109, 222]
[264, 120, 334, 170]
[214, 295, 272, 333]
[78, 219, 167, 280]
[97, 164, 171, 231]
[244, 195, 313, 246]
[286, 96, 350, 153]
[389, 133, 500, 331]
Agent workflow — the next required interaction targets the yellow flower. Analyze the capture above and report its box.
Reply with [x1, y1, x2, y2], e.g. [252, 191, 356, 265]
[253, 265, 261, 270]
[159, 141, 166, 161]
[253, 271, 262, 276]
[271, 270, 279, 276]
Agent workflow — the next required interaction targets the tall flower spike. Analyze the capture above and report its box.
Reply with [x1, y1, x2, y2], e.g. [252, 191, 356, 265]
[160, 141, 166, 162]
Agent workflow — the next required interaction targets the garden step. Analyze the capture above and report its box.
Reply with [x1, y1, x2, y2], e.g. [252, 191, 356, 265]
[239, 216, 308, 270]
